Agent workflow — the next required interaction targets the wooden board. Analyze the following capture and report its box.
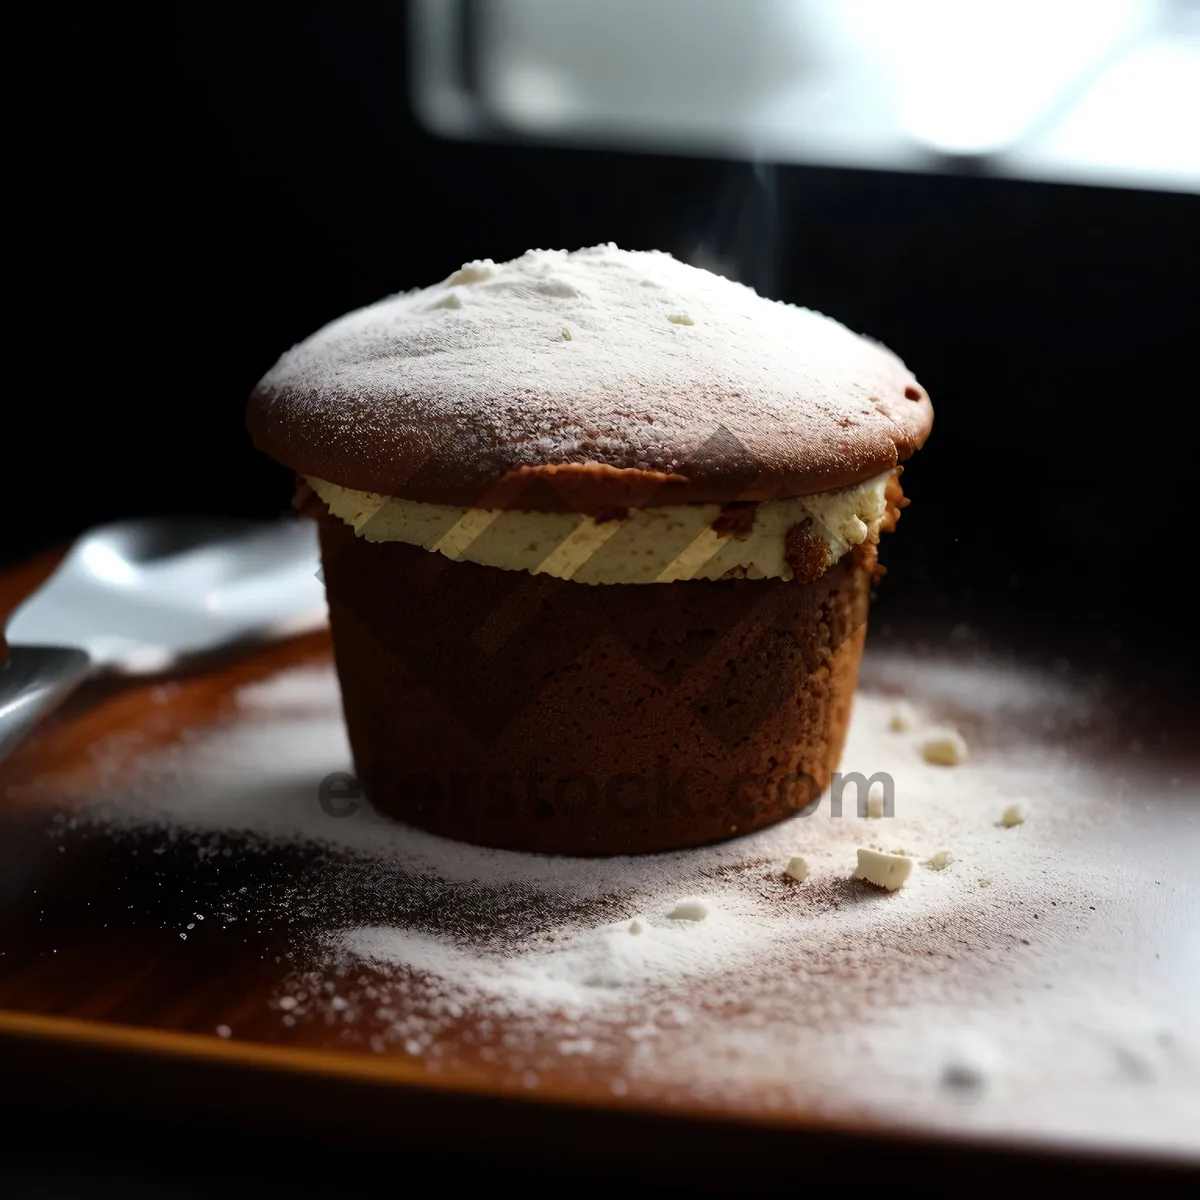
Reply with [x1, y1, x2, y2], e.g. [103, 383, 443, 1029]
[2, 550, 1197, 1184]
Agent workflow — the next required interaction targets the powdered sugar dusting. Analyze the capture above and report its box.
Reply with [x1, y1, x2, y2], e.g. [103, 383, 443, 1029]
[250, 245, 929, 497]
[22, 649, 1200, 1155]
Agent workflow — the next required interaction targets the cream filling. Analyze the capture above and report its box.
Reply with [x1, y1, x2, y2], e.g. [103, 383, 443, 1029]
[308, 471, 893, 585]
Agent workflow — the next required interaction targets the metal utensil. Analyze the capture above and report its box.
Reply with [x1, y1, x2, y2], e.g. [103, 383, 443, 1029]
[0, 517, 328, 761]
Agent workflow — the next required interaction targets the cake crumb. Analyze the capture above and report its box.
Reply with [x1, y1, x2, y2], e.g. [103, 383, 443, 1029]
[628, 918, 645, 935]
[921, 729, 968, 766]
[927, 850, 952, 871]
[853, 849, 912, 891]
[888, 702, 917, 732]
[666, 900, 708, 922]
[1000, 803, 1027, 827]
[784, 856, 809, 883]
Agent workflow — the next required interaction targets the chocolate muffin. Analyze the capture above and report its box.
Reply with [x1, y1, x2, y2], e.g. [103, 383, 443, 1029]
[248, 245, 933, 855]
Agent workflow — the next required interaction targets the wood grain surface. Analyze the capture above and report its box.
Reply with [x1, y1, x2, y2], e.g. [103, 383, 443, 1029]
[1, 548, 1196, 1184]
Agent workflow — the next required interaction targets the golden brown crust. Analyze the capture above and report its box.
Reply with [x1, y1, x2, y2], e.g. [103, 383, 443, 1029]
[249, 397, 933, 514]
[880, 466, 910, 535]
[850, 467, 906, 584]
[784, 518, 832, 584]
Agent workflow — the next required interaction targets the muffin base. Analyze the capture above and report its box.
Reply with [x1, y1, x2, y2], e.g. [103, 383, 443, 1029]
[317, 513, 871, 855]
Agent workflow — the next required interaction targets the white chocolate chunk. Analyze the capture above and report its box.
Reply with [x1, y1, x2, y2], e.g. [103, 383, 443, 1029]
[854, 848, 912, 891]
[921, 728, 968, 766]
[785, 856, 809, 883]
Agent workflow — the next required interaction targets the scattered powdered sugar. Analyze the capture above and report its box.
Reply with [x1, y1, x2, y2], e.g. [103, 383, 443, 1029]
[22, 647, 1200, 1154]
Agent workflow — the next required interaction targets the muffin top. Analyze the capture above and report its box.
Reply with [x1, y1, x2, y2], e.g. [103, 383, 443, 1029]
[247, 245, 932, 513]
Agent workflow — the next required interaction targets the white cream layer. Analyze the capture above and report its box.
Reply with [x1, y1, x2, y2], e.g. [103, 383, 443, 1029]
[308, 471, 893, 585]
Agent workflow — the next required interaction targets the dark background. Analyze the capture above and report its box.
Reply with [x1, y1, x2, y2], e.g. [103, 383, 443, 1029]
[35, 2, 1200, 661]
